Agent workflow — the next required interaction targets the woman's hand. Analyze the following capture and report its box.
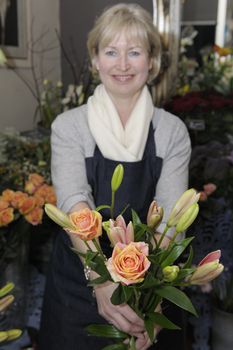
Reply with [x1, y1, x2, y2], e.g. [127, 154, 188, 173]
[94, 281, 145, 338]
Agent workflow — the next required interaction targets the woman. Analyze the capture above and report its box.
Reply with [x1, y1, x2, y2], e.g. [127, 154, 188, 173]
[39, 3, 191, 350]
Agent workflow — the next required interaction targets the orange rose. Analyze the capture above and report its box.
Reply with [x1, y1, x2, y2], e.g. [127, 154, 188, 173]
[33, 194, 45, 207]
[19, 196, 36, 215]
[68, 208, 102, 241]
[2, 189, 15, 202]
[25, 207, 43, 225]
[11, 191, 28, 209]
[28, 173, 44, 187]
[0, 208, 14, 226]
[0, 198, 9, 211]
[106, 242, 151, 285]
[24, 181, 37, 195]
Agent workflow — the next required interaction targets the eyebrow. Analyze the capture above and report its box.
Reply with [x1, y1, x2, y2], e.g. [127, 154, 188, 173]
[104, 45, 143, 50]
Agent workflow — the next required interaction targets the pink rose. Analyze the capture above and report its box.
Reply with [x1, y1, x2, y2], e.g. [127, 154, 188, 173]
[106, 242, 151, 285]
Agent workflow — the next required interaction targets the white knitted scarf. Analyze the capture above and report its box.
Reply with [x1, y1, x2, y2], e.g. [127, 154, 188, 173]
[87, 84, 154, 161]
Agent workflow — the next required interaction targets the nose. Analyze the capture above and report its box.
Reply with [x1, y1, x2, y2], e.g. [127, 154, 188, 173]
[117, 54, 130, 71]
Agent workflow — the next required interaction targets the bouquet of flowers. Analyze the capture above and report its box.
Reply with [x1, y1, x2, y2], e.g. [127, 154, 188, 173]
[45, 164, 224, 349]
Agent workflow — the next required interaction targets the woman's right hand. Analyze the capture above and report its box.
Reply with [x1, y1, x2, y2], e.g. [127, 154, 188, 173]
[94, 281, 145, 339]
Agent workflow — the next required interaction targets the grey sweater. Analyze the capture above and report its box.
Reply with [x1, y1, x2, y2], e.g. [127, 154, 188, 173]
[51, 104, 191, 237]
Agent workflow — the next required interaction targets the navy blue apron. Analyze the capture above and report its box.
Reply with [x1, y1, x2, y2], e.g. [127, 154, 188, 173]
[39, 123, 184, 349]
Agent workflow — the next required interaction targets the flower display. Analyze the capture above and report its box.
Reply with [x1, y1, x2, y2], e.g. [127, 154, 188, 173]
[0, 173, 56, 227]
[45, 164, 224, 348]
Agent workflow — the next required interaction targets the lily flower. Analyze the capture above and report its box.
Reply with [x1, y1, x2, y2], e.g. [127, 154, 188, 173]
[189, 250, 224, 285]
[167, 189, 200, 227]
[106, 215, 134, 246]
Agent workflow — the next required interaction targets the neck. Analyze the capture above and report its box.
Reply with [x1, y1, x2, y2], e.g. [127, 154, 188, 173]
[108, 90, 142, 128]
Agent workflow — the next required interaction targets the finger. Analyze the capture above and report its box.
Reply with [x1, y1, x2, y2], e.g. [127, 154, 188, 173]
[135, 334, 151, 350]
[116, 304, 145, 328]
[109, 312, 144, 336]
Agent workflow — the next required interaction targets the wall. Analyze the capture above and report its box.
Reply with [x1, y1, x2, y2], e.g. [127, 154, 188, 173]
[0, 0, 61, 132]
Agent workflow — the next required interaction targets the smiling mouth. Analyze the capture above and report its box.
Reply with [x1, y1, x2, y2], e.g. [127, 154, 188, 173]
[112, 75, 134, 82]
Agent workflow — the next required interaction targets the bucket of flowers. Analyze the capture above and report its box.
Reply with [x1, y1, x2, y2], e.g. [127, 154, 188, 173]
[0, 173, 56, 331]
[45, 164, 224, 349]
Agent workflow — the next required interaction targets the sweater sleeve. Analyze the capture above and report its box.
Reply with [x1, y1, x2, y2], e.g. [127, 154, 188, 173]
[154, 110, 191, 238]
[51, 109, 95, 213]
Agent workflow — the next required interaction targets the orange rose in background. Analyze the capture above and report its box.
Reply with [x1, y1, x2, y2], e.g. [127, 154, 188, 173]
[106, 242, 151, 285]
[0, 198, 9, 211]
[18, 197, 36, 215]
[11, 191, 28, 209]
[2, 189, 15, 202]
[0, 208, 14, 226]
[68, 208, 102, 240]
[28, 173, 44, 187]
[0, 173, 56, 228]
[25, 207, 43, 225]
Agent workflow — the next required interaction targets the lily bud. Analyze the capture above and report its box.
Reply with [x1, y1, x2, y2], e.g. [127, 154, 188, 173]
[0, 282, 14, 298]
[0, 295, 14, 312]
[167, 189, 200, 227]
[147, 201, 164, 229]
[163, 265, 179, 282]
[111, 164, 124, 192]
[0, 331, 8, 342]
[5, 329, 22, 341]
[175, 203, 199, 233]
[45, 203, 75, 230]
[189, 250, 224, 285]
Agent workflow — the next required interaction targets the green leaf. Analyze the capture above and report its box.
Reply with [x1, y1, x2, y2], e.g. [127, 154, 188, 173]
[111, 284, 126, 305]
[95, 205, 111, 212]
[175, 268, 195, 282]
[155, 286, 197, 316]
[102, 344, 128, 350]
[145, 318, 155, 343]
[131, 209, 142, 225]
[160, 237, 194, 268]
[138, 273, 160, 289]
[88, 275, 110, 286]
[147, 312, 181, 330]
[122, 285, 134, 302]
[88, 255, 111, 279]
[183, 246, 194, 269]
[86, 324, 128, 339]
[134, 224, 148, 242]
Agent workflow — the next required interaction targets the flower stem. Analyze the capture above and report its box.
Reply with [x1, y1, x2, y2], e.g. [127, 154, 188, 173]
[84, 241, 92, 251]
[110, 191, 115, 219]
[157, 225, 169, 248]
[93, 238, 106, 261]
[169, 230, 179, 247]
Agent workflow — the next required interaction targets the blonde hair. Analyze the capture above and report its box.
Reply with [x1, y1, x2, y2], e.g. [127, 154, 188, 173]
[87, 3, 161, 82]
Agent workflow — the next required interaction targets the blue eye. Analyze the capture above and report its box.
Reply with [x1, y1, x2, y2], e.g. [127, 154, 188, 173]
[129, 51, 140, 57]
[105, 50, 117, 57]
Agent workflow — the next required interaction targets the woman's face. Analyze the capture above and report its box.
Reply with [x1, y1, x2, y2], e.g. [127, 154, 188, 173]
[94, 31, 152, 100]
